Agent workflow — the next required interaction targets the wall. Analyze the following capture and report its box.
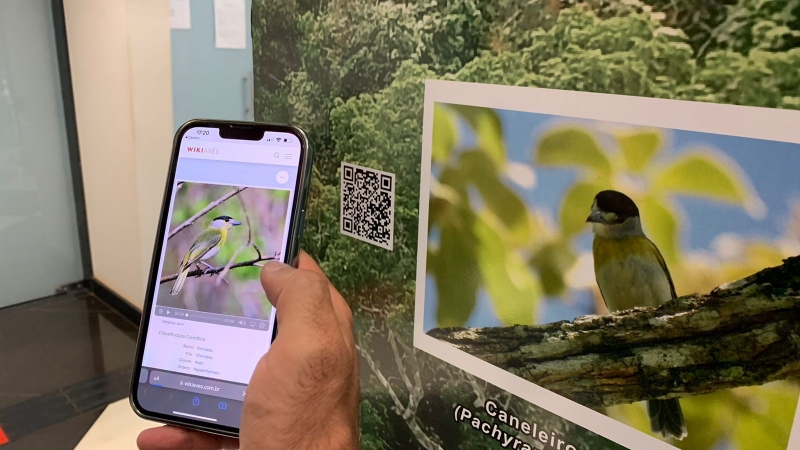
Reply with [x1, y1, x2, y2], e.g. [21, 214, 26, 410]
[63, 0, 173, 309]
[171, 0, 253, 130]
[63, 0, 253, 309]
[0, 0, 83, 306]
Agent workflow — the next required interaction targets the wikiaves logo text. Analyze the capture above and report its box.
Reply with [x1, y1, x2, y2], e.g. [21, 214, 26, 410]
[186, 146, 220, 154]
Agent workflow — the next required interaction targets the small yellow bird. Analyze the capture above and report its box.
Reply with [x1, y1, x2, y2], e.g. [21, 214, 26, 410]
[170, 215, 241, 295]
[587, 190, 687, 440]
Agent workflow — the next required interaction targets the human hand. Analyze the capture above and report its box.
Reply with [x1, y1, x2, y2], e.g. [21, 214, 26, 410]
[137, 251, 359, 450]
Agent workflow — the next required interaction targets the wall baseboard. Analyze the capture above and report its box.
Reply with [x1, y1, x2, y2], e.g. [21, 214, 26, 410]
[58, 278, 142, 326]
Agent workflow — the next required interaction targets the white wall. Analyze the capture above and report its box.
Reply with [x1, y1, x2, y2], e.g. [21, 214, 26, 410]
[63, 0, 173, 309]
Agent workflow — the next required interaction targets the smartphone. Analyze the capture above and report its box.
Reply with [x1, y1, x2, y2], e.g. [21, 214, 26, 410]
[130, 120, 312, 437]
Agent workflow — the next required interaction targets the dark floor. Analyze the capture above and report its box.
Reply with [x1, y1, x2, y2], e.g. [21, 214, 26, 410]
[0, 288, 139, 449]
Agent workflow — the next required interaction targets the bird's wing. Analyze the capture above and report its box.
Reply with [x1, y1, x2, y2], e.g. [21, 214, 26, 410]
[180, 229, 222, 268]
[592, 238, 609, 309]
[647, 238, 677, 299]
[597, 285, 608, 310]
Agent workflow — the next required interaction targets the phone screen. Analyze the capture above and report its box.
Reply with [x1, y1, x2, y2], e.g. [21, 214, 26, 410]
[133, 124, 304, 431]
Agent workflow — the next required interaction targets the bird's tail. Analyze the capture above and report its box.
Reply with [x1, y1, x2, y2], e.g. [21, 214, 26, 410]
[648, 398, 687, 440]
[170, 266, 190, 295]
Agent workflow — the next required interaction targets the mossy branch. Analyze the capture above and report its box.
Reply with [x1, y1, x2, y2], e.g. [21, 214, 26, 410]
[427, 256, 800, 409]
[159, 250, 281, 284]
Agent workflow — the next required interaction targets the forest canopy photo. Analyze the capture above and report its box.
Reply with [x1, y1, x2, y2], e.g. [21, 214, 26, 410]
[251, 0, 800, 447]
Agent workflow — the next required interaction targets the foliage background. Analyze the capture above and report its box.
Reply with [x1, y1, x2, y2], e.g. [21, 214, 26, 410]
[251, 0, 800, 448]
[157, 182, 289, 320]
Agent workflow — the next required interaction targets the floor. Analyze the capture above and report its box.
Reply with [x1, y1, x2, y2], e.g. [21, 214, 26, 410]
[0, 288, 139, 449]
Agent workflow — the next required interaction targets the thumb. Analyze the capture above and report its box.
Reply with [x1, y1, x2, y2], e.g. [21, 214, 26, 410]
[260, 260, 338, 333]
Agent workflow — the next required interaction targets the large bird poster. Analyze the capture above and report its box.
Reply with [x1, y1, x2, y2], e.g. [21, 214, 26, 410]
[250, 1, 800, 448]
[417, 81, 800, 449]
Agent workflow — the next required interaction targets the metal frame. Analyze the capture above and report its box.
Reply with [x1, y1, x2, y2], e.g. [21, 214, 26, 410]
[51, 0, 93, 280]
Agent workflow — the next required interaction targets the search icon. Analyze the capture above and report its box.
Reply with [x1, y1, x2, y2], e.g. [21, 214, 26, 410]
[273, 152, 279, 158]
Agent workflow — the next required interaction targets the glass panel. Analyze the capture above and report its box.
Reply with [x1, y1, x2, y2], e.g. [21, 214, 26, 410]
[0, 0, 83, 306]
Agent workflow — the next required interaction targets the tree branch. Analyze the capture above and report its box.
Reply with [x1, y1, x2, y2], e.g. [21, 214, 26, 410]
[427, 256, 800, 409]
[359, 341, 444, 450]
[159, 250, 281, 284]
[168, 187, 247, 239]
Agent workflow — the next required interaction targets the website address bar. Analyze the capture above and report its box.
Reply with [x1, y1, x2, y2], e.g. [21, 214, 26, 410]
[180, 141, 298, 166]
[148, 370, 247, 401]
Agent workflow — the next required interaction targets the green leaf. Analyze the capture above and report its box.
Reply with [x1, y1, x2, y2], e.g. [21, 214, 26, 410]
[639, 195, 681, 265]
[437, 164, 468, 195]
[433, 224, 480, 328]
[432, 104, 456, 164]
[534, 127, 612, 177]
[616, 129, 663, 172]
[528, 239, 576, 297]
[461, 151, 531, 245]
[559, 180, 609, 237]
[448, 105, 506, 167]
[653, 151, 765, 218]
[473, 212, 540, 326]
[428, 166, 468, 230]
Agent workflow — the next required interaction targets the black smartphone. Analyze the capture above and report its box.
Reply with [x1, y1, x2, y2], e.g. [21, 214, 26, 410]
[130, 120, 312, 437]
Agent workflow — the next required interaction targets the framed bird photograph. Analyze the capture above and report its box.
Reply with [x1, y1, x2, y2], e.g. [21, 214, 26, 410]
[155, 181, 290, 320]
[414, 81, 800, 449]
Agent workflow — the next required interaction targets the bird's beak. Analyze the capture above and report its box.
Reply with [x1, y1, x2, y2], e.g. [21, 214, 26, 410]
[231, 220, 242, 226]
[586, 210, 604, 223]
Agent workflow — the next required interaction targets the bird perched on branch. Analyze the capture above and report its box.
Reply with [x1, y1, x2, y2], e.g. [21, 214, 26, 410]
[170, 215, 241, 295]
[588, 190, 687, 441]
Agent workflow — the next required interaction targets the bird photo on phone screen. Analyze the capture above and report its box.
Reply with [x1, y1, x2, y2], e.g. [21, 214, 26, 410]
[588, 190, 687, 440]
[170, 215, 242, 295]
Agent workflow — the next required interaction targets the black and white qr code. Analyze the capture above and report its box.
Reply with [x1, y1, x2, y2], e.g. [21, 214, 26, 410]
[340, 162, 395, 250]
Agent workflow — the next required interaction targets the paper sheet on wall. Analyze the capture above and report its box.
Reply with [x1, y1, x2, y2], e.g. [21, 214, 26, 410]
[170, 0, 191, 30]
[214, 0, 246, 49]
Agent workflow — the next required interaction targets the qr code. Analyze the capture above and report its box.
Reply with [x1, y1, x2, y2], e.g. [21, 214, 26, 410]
[340, 162, 395, 250]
